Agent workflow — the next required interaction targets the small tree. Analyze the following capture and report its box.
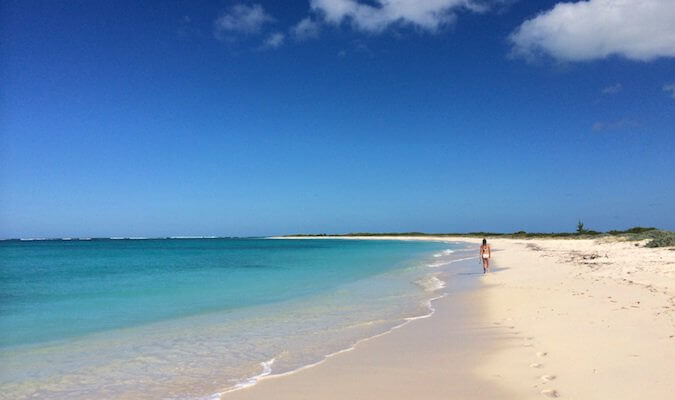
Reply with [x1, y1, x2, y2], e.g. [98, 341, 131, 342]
[577, 220, 586, 234]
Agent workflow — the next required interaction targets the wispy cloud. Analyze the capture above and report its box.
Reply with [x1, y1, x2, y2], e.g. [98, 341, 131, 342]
[291, 17, 321, 41]
[309, 0, 490, 33]
[601, 83, 622, 95]
[592, 119, 639, 133]
[261, 32, 285, 49]
[663, 83, 675, 99]
[510, 0, 675, 62]
[214, 3, 274, 41]
[177, 15, 197, 39]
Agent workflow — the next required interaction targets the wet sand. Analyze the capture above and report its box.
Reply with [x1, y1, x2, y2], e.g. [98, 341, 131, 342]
[224, 255, 520, 399]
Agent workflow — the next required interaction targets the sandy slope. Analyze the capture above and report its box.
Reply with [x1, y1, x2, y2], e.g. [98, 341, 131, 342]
[223, 236, 674, 399]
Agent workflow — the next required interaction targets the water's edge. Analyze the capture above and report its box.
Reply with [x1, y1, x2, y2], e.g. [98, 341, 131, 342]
[211, 238, 477, 400]
[0, 238, 477, 400]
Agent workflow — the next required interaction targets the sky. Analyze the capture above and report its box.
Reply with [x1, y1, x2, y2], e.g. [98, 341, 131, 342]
[1, 0, 674, 238]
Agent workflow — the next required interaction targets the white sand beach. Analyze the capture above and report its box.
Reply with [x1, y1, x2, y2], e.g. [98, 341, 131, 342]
[224, 236, 675, 399]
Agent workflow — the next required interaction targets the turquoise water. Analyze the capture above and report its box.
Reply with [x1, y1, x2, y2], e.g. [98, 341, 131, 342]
[0, 238, 466, 399]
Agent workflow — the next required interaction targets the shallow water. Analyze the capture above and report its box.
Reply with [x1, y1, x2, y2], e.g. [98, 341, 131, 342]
[0, 238, 468, 399]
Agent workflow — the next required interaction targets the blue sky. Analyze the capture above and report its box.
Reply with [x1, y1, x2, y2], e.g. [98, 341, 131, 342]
[1, 0, 674, 238]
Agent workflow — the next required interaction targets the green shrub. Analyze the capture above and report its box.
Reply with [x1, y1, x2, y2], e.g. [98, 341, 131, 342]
[626, 227, 657, 234]
[608, 227, 657, 235]
[644, 231, 675, 248]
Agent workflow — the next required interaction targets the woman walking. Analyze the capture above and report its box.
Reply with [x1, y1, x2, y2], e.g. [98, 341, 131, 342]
[480, 238, 491, 273]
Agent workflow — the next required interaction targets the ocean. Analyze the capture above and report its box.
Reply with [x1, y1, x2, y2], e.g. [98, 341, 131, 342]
[0, 238, 470, 399]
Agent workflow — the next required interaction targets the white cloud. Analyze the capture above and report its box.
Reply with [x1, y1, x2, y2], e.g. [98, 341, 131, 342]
[214, 4, 274, 39]
[664, 84, 675, 99]
[262, 32, 286, 49]
[309, 0, 487, 33]
[601, 83, 622, 95]
[510, 0, 675, 62]
[292, 17, 321, 40]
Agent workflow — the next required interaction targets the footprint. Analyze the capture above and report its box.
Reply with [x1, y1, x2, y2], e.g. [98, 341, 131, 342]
[540, 375, 556, 381]
[530, 363, 543, 368]
[541, 389, 559, 398]
[537, 352, 548, 357]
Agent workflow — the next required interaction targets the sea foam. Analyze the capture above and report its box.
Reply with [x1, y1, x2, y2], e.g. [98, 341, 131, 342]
[433, 249, 455, 257]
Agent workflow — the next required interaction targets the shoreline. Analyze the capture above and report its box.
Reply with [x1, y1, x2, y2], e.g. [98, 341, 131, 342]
[0, 238, 457, 400]
[213, 240, 471, 398]
[222, 238, 503, 399]
[218, 290, 452, 398]
[222, 246, 508, 400]
[222, 235, 674, 399]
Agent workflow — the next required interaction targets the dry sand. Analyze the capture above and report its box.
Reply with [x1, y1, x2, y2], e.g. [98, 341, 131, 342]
[223, 236, 675, 399]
